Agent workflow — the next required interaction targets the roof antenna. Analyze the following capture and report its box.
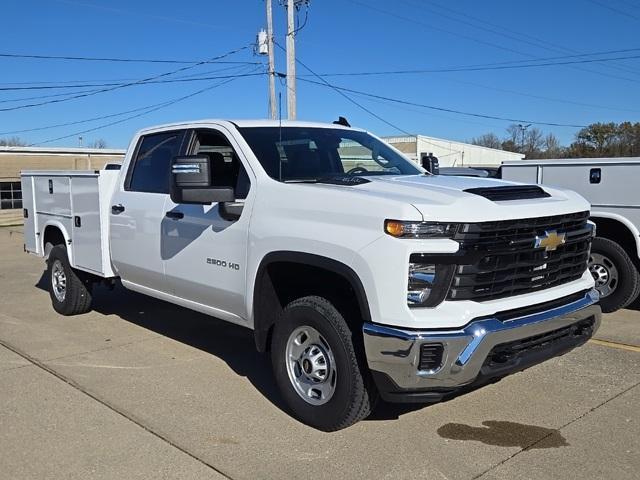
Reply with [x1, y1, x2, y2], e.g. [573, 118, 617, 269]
[278, 92, 283, 182]
[333, 116, 350, 127]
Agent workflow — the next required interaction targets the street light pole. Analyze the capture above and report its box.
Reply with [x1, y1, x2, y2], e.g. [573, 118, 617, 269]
[518, 123, 531, 152]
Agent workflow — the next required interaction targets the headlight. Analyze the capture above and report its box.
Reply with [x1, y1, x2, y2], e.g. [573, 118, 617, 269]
[385, 220, 459, 239]
[408, 260, 455, 308]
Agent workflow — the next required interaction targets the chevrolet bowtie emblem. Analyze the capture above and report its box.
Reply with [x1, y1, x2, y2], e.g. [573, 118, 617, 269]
[534, 230, 566, 252]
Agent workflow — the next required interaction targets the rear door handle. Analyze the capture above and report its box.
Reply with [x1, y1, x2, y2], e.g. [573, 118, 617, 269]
[165, 211, 184, 220]
[111, 204, 125, 214]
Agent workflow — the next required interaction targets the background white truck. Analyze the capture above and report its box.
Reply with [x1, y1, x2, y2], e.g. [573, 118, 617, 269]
[22, 120, 601, 431]
[502, 157, 640, 313]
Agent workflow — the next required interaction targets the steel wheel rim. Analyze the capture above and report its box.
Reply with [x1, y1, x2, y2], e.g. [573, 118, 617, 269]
[589, 252, 618, 298]
[285, 326, 337, 406]
[51, 259, 67, 302]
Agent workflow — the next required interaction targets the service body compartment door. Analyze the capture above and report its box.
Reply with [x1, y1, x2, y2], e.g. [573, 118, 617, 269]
[20, 176, 39, 253]
[70, 176, 103, 273]
[541, 164, 637, 206]
[500, 165, 539, 184]
[34, 176, 72, 216]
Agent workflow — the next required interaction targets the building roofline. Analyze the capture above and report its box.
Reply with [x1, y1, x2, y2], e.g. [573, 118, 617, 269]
[382, 134, 523, 157]
[0, 146, 126, 155]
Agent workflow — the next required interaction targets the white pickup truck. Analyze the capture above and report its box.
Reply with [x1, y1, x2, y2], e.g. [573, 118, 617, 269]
[22, 119, 601, 431]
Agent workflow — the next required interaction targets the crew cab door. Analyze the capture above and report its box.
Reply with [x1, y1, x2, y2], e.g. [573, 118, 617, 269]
[162, 128, 253, 319]
[110, 130, 186, 291]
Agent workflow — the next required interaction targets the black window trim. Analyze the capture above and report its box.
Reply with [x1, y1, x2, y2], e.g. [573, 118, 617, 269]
[186, 127, 253, 199]
[124, 129, 187, 193]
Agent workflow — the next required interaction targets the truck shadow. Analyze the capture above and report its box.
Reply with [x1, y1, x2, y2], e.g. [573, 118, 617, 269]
[34, 273, 464, 422]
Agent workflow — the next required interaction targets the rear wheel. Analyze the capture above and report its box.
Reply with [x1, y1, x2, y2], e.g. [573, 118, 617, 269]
[271, 296, 377, 431]
[47, 245, 93, 315]
[589, 237, 639, 313]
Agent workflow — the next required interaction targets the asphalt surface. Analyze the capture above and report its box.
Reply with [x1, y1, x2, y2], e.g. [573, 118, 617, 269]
[0, 227, 638, 480]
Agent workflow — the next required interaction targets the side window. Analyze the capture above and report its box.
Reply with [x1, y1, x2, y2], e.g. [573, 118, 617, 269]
[193, 129, 251, 200]
[337, 137, 401, 174]
[128, 131, 183, 193]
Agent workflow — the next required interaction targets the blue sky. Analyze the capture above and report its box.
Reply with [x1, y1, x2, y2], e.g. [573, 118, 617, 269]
[1, 0, 639, 148]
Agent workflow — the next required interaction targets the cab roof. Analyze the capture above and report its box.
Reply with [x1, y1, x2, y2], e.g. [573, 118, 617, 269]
[137, 119, 364, 135]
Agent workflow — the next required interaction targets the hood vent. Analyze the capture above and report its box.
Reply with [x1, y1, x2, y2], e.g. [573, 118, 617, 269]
[464, 185, 550, 201]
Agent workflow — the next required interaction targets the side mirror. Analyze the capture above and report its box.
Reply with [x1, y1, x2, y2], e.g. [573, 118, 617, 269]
[170, 155, 235, 204]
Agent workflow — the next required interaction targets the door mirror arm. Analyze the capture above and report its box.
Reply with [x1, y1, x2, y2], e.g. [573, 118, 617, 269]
[219, 201, 244, 221]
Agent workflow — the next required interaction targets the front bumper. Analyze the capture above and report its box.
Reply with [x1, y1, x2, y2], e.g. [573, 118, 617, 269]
[363, 289, 601, 403]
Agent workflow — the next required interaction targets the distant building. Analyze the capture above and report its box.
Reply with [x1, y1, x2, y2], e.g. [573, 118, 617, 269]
[0, 146, 125, 226]
[383, 134, 524, 167]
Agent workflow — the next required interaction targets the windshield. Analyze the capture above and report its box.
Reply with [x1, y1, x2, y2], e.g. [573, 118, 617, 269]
[237, 126, 422, 182]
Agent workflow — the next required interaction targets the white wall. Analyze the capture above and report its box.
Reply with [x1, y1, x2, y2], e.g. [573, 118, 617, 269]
[383, 135, 524, 167]
[416, 136, 523, 167]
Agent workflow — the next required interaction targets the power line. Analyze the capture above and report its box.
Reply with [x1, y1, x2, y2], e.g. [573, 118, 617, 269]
[0, 71, 266, 92]
[347, 0, 640, 84]
[295, 77, 588, 128]
[0, 63, 258, 88]
[400, 0, 640, 78]
[274, 41, 414, 136]
[587, 0, 640, 21]
[29, 69, 258, 146]
[436, 75, 640, 114]
[305, 52, 640, 77]
[0, 87, 105, 105]
[0, 52, 259, 65]
[3, 65, 263, 137]
[0, 65, 254, 104]
[0, 72, 265, 112]
[0, 45, 255, 112]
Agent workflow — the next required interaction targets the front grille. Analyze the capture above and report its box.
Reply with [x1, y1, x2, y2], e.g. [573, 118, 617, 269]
[448, 211, 592, 302]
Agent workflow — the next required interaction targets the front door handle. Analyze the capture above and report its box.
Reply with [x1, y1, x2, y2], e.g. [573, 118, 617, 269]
[165, 211, 184, 220]
[111, 204, 125, 214]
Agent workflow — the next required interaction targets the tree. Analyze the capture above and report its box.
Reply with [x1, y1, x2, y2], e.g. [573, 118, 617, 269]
[571, 122, 618, 157]
[523, 127, 544, 157]
[505, 124, 521, 148]
[88, 139, 107, 149]
[470, 133, 502, 149]
[0, 136, 27, 146]
[542, 133, 563, 158]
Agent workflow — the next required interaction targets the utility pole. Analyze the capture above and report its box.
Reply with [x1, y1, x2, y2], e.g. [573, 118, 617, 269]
[286, 0, 297, 119]
[266, 0, 277, 119]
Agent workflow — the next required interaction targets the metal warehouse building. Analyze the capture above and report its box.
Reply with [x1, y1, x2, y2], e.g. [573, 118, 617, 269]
[384, 135, 524, 167]
[0, 147, 125, 226]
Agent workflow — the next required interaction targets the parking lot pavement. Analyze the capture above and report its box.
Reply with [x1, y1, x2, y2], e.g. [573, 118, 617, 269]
[1, 227, 638, 480]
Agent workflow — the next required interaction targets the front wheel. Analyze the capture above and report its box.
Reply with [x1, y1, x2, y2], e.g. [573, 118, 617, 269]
[271, 296, 377, 431]
[589, 237, 640, 313]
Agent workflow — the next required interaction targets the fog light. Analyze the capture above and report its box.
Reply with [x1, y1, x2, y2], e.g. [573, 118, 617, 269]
[408, 263, 435, 305]
[407, 259, 456, 308]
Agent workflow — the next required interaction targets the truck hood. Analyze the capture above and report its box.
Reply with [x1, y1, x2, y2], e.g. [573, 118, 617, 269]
[318, 174, 590, 222]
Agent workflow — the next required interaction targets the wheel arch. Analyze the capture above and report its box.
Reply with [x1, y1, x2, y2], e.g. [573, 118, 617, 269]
[42, 221, 71, 260]
[590, 211, 640, 262]
[252, 251, 372, 352]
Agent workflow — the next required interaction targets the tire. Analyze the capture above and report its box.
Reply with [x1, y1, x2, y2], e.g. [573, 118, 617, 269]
[47, 245, 93, 315]
[270, 296, 378, 431]
[589, 237, 640, 313]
